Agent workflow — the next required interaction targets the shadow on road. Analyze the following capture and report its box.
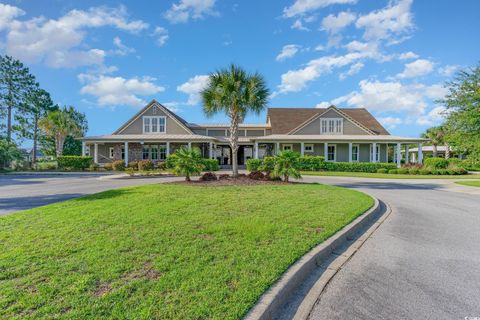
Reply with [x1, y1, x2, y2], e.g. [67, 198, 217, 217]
[0, 193, 86, 214]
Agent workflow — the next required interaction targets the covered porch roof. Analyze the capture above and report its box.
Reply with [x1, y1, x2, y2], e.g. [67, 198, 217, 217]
[251, 134, 427, 143]
[82, 134, 216, 143]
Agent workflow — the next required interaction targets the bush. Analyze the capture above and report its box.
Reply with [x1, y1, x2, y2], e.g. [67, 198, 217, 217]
[388, 169, 398, 174]
[447, 158, 461, 168]
[419, 169, 431, 175]
[112, 160, 125, 171]
[323, 161, 396, 173]
[128, 161, 139, 170]
[437, 169, 447, 175]
[424, 157, 448, 169]
[453, 167, 467, 175]
[297, 156, 325, 171]
[397, 168, 409, 174]
[89, 163, 99, 171]
[246, 159, 263, 171]
[202, 159, 220, 171]
[157, 161, 166, 170]
[165, 154, 179, 169]
[57, 156, 93, 170]
[35, 161, 57, 170]
[248, 171, 266, 180]
[408, 169, 419, 175]
[260, 156, 276, 173]
[377, 168, 388, 174]
[138, 159, 154, 171]
[272, 150, 302, 182]
[200, 172, 218, 181]
[173, 147, 204, 181]
[104, 162, 113, 170]
[125, 167, 135, 176]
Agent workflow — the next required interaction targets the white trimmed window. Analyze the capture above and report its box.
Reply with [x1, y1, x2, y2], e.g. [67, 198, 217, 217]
[121, 147, 125, 160]
[283, 144, 293, 151]
[370, 144, 380, 162]
[320, 118, 343, 135]
[143, 116, 166, 134]
[159, 145, 167, 160]
[109, 147, 114, 159]
[327, 144, 336, 161]
[142, 146, 150, 160]
[304, 144, 314, 153]
[352, 144, 359, 162]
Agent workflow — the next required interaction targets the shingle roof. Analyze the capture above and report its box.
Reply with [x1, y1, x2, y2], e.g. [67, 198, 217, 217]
[267, 107, 390, 135]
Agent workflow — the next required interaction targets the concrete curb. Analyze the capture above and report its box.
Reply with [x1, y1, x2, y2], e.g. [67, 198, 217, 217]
[1, 171, 114, 176]
[244, 197, 383, 320]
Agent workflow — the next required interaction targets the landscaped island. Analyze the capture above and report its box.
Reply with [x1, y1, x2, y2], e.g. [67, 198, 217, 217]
[0, 183, 372, 319]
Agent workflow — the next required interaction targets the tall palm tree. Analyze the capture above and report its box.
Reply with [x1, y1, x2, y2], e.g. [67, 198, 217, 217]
[422, 126, 445, 158]
[39, 106, 83, 157]
[201, 64, 269, 177]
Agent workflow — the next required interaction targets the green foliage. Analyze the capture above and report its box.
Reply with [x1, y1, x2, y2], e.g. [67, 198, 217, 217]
[112, 160, 125, 171]
[0, 139, 23, 167]
[419, 169, 432, 175]
[165, 153, 179, 169]
[408, 169, 419, 175]
[246, 159, 263, 171]
[57, 156, 93, 170]
[272, 150, 302, 182]
[421, 126, 446, 157]
[138, 159, 154, 171]
[260, 156, 276, 173]
[202, 158, 220, 171]
[388, 169, 398, 174]
[323, 161, 396, 173]
[397, 168, 408, 174]
[173, 147, 204, 181]
[62, 136, 83, 156]
[424, 157, 449, 169]
[377, 168, 388, 173]
[297, 155, 325, 171]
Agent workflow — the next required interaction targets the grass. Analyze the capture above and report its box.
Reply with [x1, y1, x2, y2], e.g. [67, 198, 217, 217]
[0, 183, 372, 319]
[301, 171, 480, 179]
[455, 180, 480, 187]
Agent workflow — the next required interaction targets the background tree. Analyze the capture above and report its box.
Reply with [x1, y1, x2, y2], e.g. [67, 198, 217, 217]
[201, 64, 269, 177]
[14, 87, 54, 164]
[272, 150, 302, 182]
[440, 64, 480, 162]
[0, 139, 22, 168]
[421, 126, 445, 158]
[39, 106, 87, 157]
[0, 55, 36, 142]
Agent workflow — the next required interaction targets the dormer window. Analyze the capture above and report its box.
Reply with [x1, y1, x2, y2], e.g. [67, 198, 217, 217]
[143, 116, 166, 134]
[320, 118, 343, 135]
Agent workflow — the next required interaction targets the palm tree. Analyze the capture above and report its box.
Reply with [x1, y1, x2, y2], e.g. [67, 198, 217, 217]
[39, 107, 83, 157]
[173, 147, 204, 181]
[201, 64, 269, 177]
[422, 126, 445, 158]
[273, 150, 302, 182]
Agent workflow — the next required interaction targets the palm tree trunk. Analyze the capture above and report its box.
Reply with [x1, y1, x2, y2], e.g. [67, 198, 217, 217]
[56, 134, 65, 157]
[32, 116, 38, 166]
[445, 143, 450, 159]
[432, 144, 437, 157]
[229, 110, 240, 177]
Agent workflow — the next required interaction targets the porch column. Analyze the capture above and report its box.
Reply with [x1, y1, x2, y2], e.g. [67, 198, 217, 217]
[418, 143, 423, 164]
[300, 142, 305, 156]
[385, 144, 389, 163]
[94, 143, 98, 164]
[372, 142, 377, 162]
[82, 141, 86, 156]
[124, 142, 129, 166]
[254, 142, 259, 159]
[396, 143, 401, 168]
[276, 142, 280, 155]
[166, 142, 170, 156]
[348, 142, 353, 162]
[324, 143, 328, 160]
[188, 142, 192, 149]
[405, 145, 409, 164]
[209, 142, 213, 159]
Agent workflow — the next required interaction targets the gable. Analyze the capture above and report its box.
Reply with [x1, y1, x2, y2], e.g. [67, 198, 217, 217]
[114, 101, 192, 135]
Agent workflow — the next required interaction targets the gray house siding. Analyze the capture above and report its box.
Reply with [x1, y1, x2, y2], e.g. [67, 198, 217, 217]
[118, 107, 190, 135]
[293, 109, 368, 135]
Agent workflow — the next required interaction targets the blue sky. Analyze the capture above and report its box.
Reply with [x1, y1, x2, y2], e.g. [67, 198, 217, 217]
[1, 0, 479, 141]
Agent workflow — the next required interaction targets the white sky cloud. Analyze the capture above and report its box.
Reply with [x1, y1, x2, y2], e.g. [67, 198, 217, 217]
[397, 59, 434, 78]
[1, 5, 148, 68]
[276, 44, 302, 61]
[291, 19, 310, 31]
[416, 106, 447, 126]
[321, 11, 356, 34]
[164, 0, 218, 24]
[339, 62, 364, 80]
[438, 64, 459, 77]
[378, 116, 402, 129]
[177, 75, 210, 105]
[153, 26, 169, 46]
[79, 74, 165, 108]
[283, 0, 357, 18]
[112, 37, 135, 56]
[398, 51, 418, 60]
[0, 3, 24, 30]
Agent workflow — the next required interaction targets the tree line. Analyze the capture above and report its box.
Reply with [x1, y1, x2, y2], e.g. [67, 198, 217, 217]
[0, 55, 88, 168]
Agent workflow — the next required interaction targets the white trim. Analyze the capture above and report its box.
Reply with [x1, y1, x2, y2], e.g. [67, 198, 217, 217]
[326, 144, 336, 162]
[320, 117, 343, 135]
[304, 143, 314, 153]
[352, 143, 360, 162]
[143, 116, 166, 134]
[282, 143, 293, 151]
[109, 147, 114, 159]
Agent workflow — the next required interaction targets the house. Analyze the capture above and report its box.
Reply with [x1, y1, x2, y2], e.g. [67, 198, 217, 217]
[82, 100, 427, 168]
[24, 148, 55, 162]
[406, 145, 463, 161]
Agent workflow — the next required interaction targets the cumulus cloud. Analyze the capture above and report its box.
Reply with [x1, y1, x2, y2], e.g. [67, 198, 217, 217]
[164, 0, 218, 24]
[0, 3, 24, 30]
[397, 59, 434, 78]
[378, 116, 402, 129]
[1, 5, 148, 68]
[321, 11, 356, 34]
[339, 62, 364, 80]
[283, 0, 357, 18]
[153, 26, 169, 46]
[276, 44, 302, 61]
[79, 73, 165, 108]
[291, 19, 310, 31]
[416, 106, 447, 126]
[177, 75, 210, 105]
[438, 64, 460, 77]
[398, 51, 418, 60]
[112, 37, 135, 56]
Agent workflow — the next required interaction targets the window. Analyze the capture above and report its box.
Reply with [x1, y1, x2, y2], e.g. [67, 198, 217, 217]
[304, 144, 314, 152]
[142, 146, 150, 160]
[352, 144, 359, 162]
[320, 118, 343, 134]
[327, 145, 336, 161]
[151, 145, 158, 160]
[121, 147, 125, 160]
[370, 144, 380, 162]
[143, 116, 166, 134]
[85, 145, 90, 156]
[109, 147, 114, 159]
[159, 145, 167, 160]
[283, 144, 293, 151]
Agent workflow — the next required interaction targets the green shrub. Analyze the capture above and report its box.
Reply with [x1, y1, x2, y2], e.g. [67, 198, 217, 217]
[272, 150, 302, 182]
[323, 162, 396, 173]
[104, 162, 113, 170]
[419, 169, 431, 175]
[89, 163, 99, 171]
[377, 168, 388, 173]
[458, 159, 480, 171]
[125, 167, 135, 176]
[157, 161, 166, 170]
[453, 167, 467, 175]
[35, 161, 57, 170]
[57, 156, 93, 170]
[436, 169, 447, 175]
[260, 156, 276, 173]
[138, 159, 154, 171]
[202, 159, 220, 171]
[397, 168, 409, 174]
[430, 169, 439, 175]
[424, 157, 448, 169]
[173, 147, 204, 181]
[246, 159, 263, 171]
[165, 154, 179, 169]
[408, 169, 419, 175]
[112, 160, 125, 171]
[447, 158, 461, 168]
[128, 161, 139, 170]
[297, 156, 325, 171]
[388, 169, 398, 174]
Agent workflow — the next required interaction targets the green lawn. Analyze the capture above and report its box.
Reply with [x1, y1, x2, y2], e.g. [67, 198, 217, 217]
[301, 171, 480, 179]
[455, 180, 480, 187]
[0, 183, 372, 319]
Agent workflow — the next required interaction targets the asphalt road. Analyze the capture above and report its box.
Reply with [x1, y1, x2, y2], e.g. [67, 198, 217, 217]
[302, 176, 480, 320]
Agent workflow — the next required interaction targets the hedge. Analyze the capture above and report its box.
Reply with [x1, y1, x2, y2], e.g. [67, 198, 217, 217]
[424, 157, 448, 169]
[165, 154, 219, 171]
[57, 156, 93, 170]
[246, 159, 262, 171]
[298, 156, 325, 171]
[322, 161, 396, 173]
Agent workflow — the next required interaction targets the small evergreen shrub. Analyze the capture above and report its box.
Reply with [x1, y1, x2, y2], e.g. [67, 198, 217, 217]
[297, 156, 325, 171]
[57, 156, 93, 170]
[165, 154, 179, 169]
[260, 156, 276, 173]
[202, 159, 220, 171]
[246, 159, 263, 171]
[388, 169, 398, 174]
[424, 157, 448, 169]
[397, 168, 409, 174]
[324, 162, 396, 173]
[377, 168, 388, 173]
[112, 160, 125, 171]
[138, 160, 154, 171]
[128, 161, 139, 170]
[419, 169, 431, 175]
[408, 168, 419, 175]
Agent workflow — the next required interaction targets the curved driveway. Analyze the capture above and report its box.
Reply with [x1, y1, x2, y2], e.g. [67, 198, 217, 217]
[302, 176, 480, 320]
